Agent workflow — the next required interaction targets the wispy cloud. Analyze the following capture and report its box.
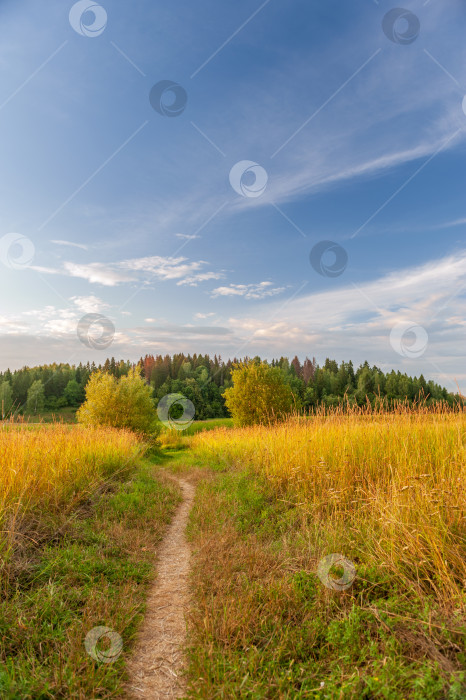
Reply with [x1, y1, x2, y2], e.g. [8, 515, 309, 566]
[50, 239, 88, 251]
[63, 262, 136, 286]
[229, 252, 466, 334]
[223, 251, 466, 386]
[177, 272, 224, 286]
[212, 281, 286, 300]
[436, 217, 466, 229]
[2, 251, 465, 386]
[70, 295, 109, 314]
[36, 255, 223, 288]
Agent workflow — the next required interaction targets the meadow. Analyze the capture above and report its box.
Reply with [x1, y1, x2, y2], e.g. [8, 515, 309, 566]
[186, 406, 466, 698]
[0, 424, 141, 578]
[0, 408, 464, 698]
[192, 406, 465, 601]
[0, 424, 181, 697]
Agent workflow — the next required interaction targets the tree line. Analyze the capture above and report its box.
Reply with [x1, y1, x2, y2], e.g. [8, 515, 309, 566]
[0, 353, 458, 419]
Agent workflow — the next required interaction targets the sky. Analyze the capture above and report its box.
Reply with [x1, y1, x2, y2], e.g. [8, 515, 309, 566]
[0, 0, 465, 389]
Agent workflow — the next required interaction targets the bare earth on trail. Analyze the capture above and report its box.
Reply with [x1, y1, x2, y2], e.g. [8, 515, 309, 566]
[126, 476, 194, 699]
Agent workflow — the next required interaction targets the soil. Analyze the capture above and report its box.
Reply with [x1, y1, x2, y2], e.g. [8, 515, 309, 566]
[126, 476, 194, 699]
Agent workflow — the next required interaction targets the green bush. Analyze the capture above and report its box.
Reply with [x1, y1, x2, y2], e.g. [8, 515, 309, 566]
[223, 361, 296, 426]
[77, 369, 160, 437]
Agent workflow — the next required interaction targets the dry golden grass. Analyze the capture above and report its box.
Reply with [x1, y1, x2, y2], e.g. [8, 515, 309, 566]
[0, 424, 142, 587]
[193, 407, 466, 604]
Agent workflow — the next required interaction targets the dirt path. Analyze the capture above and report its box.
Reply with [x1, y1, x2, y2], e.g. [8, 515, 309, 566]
[126, 476, 194, 699]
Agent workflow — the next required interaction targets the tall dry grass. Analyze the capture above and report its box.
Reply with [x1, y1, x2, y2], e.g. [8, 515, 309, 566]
[0, 424, 142, 588]
[193, 406, 466, 605]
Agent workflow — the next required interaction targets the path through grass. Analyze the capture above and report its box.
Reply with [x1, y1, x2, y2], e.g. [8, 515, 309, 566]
[181, 411, 466, 698]
[0, 458, 181, 698]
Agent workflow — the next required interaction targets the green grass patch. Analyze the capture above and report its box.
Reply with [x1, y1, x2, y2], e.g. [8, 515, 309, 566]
[157, 419, 234, 452]
[182, 418, 233, 435]
[21, 406, 78, 424]
[159, 417, 233, 438]
[0, 459, 181, 699]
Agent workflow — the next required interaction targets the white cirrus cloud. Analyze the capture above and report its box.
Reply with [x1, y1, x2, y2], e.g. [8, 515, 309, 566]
[64, 262, 136, 286]
[211, 281, 286, 300]
[177, 272, 224, 287]
[70, 295, 109, 314]
[35, 255, 222, 288]
[223, 250, 466, 388]
[118, 255, 205, 280]
[50, 239, 88, 250]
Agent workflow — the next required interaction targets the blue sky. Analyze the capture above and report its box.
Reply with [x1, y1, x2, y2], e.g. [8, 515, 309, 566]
[0, 0, 465, 388]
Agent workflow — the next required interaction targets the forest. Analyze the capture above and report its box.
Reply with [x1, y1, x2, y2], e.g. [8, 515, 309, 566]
[0, 353, 458, 419]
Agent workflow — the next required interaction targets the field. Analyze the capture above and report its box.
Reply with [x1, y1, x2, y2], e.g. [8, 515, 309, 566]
[0, 424, 141, 577]
[192, 408, 465, 601]
[0, 410, 464, 698]
[22, 406, 78, 423]
[0, 424, 181, 697]
[186, 408, 466, 698]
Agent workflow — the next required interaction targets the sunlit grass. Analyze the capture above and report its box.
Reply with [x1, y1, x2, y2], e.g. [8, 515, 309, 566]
[0, 458, 181, 698]
[193, 406, 466, 603]
[0, 423, 142, 590]
[187, 406, 466, 695]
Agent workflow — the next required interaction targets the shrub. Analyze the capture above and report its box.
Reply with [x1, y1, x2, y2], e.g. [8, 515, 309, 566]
[77, 369, 160, 437]
[223, 361, 296, 426]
